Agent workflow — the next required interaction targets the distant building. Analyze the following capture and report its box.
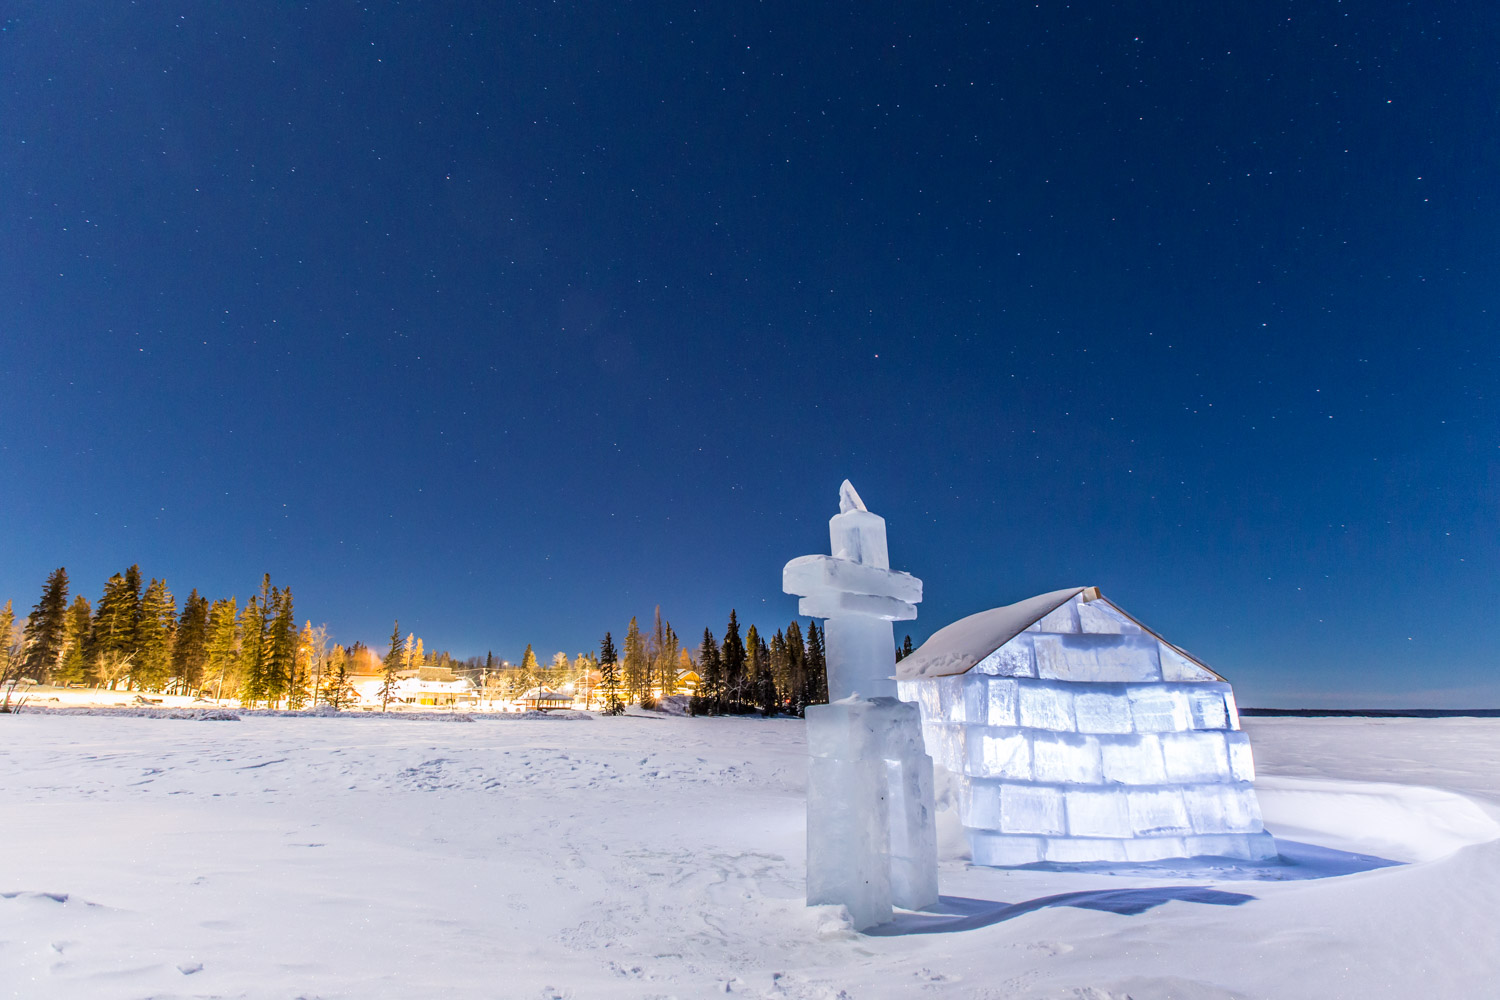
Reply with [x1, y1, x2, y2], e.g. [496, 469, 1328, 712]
[355, 665, 478, 708]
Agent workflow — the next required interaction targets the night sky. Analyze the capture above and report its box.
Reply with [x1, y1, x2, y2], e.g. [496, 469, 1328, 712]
[2, 3, 1495, 707]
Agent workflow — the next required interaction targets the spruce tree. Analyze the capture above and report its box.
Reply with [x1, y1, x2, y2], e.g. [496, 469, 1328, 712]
[88, 572, 138, 687]
[805, 620, 829, 706]
[694, 628, 722, 716]
[897, 634, 914, 662]
[55, 595, 93, 686]
[720, 611, 745, 713]
[381, 620, 405, 711]
[755, 630, 776, 716]
[21, 567, 69, 683]
[170, 589, 211, 693]
[622, 616, 646, 705]
[598, 631, 623, 715]
[265, 587, 297, 707]
[134, 578, 176, 691]
[238, 595, 266, 704]
[204, 598, 240, 700]
[770, 629, 789, 712]
[784, 620, 807, 716]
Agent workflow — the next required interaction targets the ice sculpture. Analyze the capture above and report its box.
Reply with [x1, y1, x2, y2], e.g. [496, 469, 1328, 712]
[784, 481, 938, 930]
[897, 588, 1277, 865]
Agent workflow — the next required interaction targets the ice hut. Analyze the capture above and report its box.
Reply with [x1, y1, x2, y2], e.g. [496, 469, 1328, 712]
[896, 587, 1276, 865]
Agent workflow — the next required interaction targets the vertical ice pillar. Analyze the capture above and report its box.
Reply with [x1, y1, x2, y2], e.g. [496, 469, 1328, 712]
[785, 481, 937, 929]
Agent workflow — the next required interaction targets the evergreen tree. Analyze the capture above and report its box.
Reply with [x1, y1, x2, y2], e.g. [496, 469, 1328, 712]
[55, 595, 93, 686]
[897, 634, 914, 662]
[238, 595, 267, 703]
[519, 643, 540, 691]
[265, 587, 297, 706]
[785, 620, 807, 716]
[381, 620, 405, 711]
[598, 631, 623, 715]
[770, 629, 789, 712]
[321, 644, 356, 709]
[204, 598, 240, 700]
[21, 567, 69, 683]
[622, 616, 646, 705]
[693, 628, 722, 715]
[658, 623, 681, 697]
[134, 578, 176, 691]
[754, 630, 777, 716]
[720, 610, 745, 713]
[88, 571, 139, 687]
[805, 620, 828, 706]
[170, 589, 210, 693]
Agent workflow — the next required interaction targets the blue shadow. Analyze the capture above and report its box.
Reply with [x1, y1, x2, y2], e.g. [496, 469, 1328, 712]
[867, 886, 1255, 936]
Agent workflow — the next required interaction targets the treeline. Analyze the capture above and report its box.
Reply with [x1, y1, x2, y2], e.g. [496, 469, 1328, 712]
[0, 566, 355, 708]
[590, 609, 829, 717]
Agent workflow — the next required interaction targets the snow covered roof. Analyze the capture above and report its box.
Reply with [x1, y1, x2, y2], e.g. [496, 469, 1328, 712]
[894, 586, 1222, 682]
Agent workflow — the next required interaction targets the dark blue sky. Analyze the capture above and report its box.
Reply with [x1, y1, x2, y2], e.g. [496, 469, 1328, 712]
[2, 3, 1495, 707]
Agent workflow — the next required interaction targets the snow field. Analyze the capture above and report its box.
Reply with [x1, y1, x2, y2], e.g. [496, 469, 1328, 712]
[0, 713, 1498, 999]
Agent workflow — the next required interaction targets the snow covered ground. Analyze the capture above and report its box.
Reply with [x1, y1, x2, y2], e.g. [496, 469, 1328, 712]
[2, 712, 1498, 999]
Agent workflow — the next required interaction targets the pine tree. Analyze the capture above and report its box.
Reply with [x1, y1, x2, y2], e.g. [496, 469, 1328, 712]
[754, 630, 777, 716]
[321, 644, 356, 710]
[598, 632, 624, 715]
[693, 628, 722, 715]
[658, 623, 681, 697]
[770, 628, 789, 712]
[720, 611, 746, 713]
[88, 571, 139, 688]
[238, 595, 267, 704]
[381, 621, 405, 711]
[134, 578, 176, 691]
[897, 634, 914, 662]
[784, 620, 807, 716]
[622, 616, 646, 706]
[0, 600, 23, 708]
[54, 595, 93, 686]
[21, 567, 69, 683]
[265, 587, 297, 707]
[805, 620, 828, 706]
[170, 589, 210, 693]
[204, 598, 239, 700]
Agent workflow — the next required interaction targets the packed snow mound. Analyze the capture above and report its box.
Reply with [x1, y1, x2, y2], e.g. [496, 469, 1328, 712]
[648, 695, 693, 716]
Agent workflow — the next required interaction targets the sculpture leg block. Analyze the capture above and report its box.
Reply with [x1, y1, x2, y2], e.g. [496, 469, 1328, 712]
[806, 753, 893, 931]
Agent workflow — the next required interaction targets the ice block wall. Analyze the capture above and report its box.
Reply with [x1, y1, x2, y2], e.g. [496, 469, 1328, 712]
[897, 592, 1276, 865]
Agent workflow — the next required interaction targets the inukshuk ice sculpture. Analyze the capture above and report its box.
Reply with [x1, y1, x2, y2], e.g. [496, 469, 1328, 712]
[896, 588, 1277, 865]
[783, 481, 939, 930]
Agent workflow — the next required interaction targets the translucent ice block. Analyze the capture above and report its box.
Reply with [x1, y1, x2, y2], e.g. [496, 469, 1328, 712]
[1077, 600, 1144, 635]
[1159, 732, 1231, 783]
[999, 783, 1066, 835]
[1126, 788, 1191, 837]
[964, 726, 1033, 780]
[824, 616, 897, 700]
[1225, 731, 1256, 782]
[1159, 642, 1217, 682]
[972, 634, 1037, 677]
[1044, 836, 1126, 863]
[1127, 686, 1192, 733]
[1072, 686, 1135, 734]
[828, 508, 889, 569]
[1182, 783, 1263, 834]
[1098, 734, 1167, 785]
[1123, 836, 1187, 862]
[1033, 597, 1082, 633]
[968, 831, 1045, 866]
[959, 778, 1003, 828]
[1030, 732, 1103, 784]
[1017, 682, 1076, 731]
[1186, 685, 1230, 730]
[963, 676, 1018, 728]
[1033, 633, 1162, 683]
[806, 754, 892, 930]
[884, 755, 939, 910]
[1064, 788, 1133, 838]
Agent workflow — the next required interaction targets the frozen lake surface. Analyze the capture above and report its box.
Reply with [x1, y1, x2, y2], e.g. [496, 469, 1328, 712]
[2, 712, 1498, 999]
